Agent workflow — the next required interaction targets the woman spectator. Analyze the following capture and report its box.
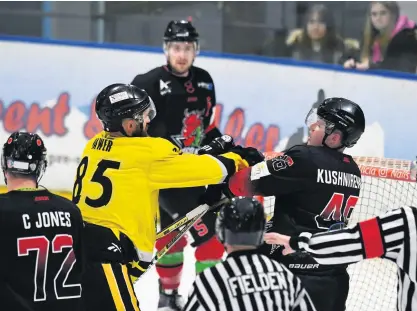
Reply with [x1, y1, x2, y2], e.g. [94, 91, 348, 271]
[344, 1, 417, 73]
[285, 4, 359, 65]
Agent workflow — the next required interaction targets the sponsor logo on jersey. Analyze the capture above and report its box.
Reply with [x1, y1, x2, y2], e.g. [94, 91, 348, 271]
[270, 155, 294, 172]
[288, 264, 320, 269]
[197, 82, 213, 90]
[159, 80, 172, 95]
[250, 161, 270, 180]
[171, 109, 205, 148]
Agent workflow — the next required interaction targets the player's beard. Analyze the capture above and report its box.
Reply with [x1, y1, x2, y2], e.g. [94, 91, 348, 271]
[131, 123, 149, 137]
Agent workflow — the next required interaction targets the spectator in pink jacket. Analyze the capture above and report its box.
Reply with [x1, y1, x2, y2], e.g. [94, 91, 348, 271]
[344, 1, 417, 73]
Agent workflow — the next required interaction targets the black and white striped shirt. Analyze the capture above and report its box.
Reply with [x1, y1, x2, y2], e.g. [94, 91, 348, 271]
[293, 206, 417, 311]
[183, 249, 316, 311]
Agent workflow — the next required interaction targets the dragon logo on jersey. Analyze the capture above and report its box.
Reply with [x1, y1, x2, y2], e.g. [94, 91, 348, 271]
[171, 109, 205, 149]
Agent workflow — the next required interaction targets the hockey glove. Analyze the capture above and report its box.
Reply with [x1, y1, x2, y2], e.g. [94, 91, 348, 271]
[198, 183, 234, 213]
[228, 146, 265, 166]
[198, 135, 235, 156]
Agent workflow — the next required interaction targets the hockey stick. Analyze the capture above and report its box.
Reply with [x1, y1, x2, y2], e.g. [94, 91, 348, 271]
[155, 196, 230, 240]
[140, 198, 230, 278]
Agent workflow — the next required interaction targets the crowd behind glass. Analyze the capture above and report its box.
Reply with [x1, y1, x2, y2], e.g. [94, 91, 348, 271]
[1, 1, 416, 74]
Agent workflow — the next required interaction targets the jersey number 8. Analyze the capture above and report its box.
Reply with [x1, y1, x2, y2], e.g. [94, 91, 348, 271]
[72, 156, 120, 208]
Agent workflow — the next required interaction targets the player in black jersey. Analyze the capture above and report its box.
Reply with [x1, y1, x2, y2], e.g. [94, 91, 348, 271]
[228, 98, 366, 311]
[131, 20, 224, 310]
[0, 132, 84, 311]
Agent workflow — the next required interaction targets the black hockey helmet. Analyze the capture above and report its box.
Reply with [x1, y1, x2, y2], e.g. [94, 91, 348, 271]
[305, 97, 365, 148]
[215, 197, 266, 247]
[163, 20, 200, 54]
[163, 20, 199, 43]
[1, 132, 47, 185]
[95, 83, 156, 134]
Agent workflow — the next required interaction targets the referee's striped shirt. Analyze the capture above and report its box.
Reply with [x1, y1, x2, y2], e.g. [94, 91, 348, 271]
[183, 249, 316, 311]
[292, 206, 417, 311]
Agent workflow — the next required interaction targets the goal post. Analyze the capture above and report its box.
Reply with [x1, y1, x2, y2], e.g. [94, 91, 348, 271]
[258, 152, 417, 311]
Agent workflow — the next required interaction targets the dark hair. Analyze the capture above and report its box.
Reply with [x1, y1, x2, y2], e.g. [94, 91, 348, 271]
[299, 4, 339, 50]
[361, 1, 400, 61]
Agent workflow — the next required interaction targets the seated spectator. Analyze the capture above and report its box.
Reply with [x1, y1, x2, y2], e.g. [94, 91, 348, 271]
[285, 4, 359, 65]
[344, 1, 417, 73]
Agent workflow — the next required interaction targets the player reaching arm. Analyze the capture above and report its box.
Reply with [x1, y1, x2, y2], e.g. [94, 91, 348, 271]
[226, 98, 366, 311]
[75, 83, 263, 311]
[131, 20, 226, 310]
[264, 206, 417, 311]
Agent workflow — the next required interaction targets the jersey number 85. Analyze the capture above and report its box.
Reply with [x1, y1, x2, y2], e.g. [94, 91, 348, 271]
[72, 156, 120, 208]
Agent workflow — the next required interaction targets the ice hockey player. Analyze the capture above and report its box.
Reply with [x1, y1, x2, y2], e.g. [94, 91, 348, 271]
[183, 196, 317, 311]
[264, 204, 417, 311]
[131, 20, 225, 310]
[74, 83, 264, 311]
[228, 98, 366, 311]
[0, 132, 84, 311]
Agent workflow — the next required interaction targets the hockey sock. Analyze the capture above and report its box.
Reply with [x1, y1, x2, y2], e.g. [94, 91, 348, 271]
[155, 231, 187, 291]
[194, 236, 224, 274]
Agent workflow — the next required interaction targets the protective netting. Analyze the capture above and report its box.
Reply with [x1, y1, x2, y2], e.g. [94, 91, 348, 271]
[260, 155, 417, 311]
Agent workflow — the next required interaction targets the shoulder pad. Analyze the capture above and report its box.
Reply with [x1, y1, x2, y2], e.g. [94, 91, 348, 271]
[286, 29, 303, 46]
[152, 138, 182, 160]
[344, 38, 360, 50]
[192, 66, 213, 81]
[284, 144, 310, 155]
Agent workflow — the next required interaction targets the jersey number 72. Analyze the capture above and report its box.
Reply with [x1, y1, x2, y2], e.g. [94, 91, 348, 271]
[72, 156, 120, 208]
[17, 234, 81, 301]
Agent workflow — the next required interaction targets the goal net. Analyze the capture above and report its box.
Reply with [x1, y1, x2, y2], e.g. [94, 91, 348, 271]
[258, 153, 417, 311]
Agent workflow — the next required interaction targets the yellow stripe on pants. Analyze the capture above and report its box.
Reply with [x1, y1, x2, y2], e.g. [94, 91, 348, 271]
[102, 263, 126, 311]
[121, 265, 140, 311]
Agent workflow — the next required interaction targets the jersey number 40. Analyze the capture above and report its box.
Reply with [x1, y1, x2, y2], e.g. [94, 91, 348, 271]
[17, 234, 81, 301]
[315, 193, 359, 230]
[72, 156, 120, 208]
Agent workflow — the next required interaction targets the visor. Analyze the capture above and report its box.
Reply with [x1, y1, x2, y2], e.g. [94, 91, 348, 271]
[305, 108, 335, 134]
[132, 96, 157, 121]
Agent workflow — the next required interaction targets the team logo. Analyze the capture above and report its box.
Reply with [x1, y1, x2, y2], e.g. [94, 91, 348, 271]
[171, 109, 205, 148]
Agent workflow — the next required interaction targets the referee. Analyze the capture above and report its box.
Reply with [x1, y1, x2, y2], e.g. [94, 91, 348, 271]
[264, 206, 417, 311]
[183, 197, 316, 311]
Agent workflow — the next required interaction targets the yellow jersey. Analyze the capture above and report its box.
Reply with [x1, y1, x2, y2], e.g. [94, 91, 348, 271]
[73, 131, 245, 263]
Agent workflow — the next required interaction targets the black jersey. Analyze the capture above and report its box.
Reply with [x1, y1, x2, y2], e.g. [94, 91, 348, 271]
[131, 65, 221, 153]
[0, 189, 84, 311]
[230, 145, 361, 272]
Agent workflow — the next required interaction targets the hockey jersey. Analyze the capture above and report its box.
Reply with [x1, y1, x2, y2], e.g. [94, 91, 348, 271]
[131, 65, 221, 153]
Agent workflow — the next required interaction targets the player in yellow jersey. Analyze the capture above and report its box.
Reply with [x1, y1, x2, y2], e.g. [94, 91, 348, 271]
[74, 83, 264, 311]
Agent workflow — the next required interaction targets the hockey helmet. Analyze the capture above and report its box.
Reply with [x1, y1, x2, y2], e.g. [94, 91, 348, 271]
[305, 97, 365, 148]
[95, 83, 156, 134]
[215, 197, 266, 247]
[163, 20, 200, 54]
[1, 132, 47, 185]
[164, 20, 199, 43]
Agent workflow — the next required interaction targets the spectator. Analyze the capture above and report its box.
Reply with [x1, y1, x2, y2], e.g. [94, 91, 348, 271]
[284, 4, 359, 65]
[344, 1, 417, 73]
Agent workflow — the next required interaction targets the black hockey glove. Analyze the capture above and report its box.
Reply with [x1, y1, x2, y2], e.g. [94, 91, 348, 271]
[228, 146, 265, 166]
[198, 135, 235, 156]
[198, 184, 233, 213]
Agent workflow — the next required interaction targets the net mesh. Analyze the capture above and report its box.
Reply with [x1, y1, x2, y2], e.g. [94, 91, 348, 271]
[259, 155, 417, 311]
